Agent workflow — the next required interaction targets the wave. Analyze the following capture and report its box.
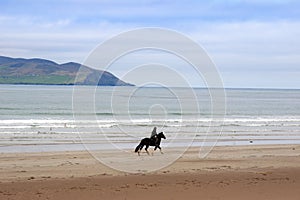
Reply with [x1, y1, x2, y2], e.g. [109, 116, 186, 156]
[0, 117, 299, 130]
[0, 107, 21, 110]
[95, 112, 114, 116]
[0, 118, 299, 124]
[0, 119, 74, 124]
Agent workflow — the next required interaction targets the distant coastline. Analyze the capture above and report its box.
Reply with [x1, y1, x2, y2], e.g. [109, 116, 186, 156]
[0, 83, 299, 91]
[0, 55, 134, 86]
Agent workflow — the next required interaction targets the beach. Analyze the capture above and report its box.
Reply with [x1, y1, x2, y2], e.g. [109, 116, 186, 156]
[1, 0, 300, 198]
[1, 86, 300, 199]
[1, 144, 300, 200]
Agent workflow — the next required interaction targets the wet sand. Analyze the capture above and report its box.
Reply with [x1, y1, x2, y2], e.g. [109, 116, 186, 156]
[1, 144, 300, 199]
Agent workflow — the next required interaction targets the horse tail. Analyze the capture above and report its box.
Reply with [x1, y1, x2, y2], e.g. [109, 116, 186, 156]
[135, 141, 143, 153]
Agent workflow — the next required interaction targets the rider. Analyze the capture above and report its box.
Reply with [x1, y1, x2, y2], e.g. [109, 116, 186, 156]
[150, 127, 158, 143]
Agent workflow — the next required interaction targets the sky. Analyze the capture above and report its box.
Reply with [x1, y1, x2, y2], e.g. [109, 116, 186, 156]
[1, 0, 300, 88]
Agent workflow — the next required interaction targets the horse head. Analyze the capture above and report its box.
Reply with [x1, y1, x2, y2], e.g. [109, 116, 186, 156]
[158, 132, 166, 139]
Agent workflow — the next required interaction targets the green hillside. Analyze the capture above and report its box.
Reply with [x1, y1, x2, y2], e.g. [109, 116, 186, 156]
[0, 56, 133, 86]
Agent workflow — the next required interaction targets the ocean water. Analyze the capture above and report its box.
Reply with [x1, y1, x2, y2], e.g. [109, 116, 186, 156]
[0, 85, 300, 152]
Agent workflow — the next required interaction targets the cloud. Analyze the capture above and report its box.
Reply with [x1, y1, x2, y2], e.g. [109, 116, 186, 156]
[0, 0, 299, 88]
[0, 13, 138, 63]
[40, 19, 71, 28]
[2, 0, 300, 23]
[186, 21, 300, 71]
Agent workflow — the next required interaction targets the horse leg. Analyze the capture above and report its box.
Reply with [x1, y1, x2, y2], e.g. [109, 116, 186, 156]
[138, 144, 145, 156]
[138, 145, 142, 156]
[139, 144, 144, 151]
[145, 145, 150, 155]
[158, 146, 163, 154]
[150, 146, 158, 156]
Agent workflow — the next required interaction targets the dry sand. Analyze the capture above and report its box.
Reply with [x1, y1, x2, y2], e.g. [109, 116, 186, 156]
[1, 144, 300, 199]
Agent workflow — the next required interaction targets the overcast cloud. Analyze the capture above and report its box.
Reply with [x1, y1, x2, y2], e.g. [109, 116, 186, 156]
[1, 0, 299, 88]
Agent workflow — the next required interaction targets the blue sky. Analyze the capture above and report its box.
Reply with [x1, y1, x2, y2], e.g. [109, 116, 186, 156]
[1, 0, 300, 88]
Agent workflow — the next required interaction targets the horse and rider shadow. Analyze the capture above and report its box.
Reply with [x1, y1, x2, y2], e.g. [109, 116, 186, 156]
[134, 127, 166, 156]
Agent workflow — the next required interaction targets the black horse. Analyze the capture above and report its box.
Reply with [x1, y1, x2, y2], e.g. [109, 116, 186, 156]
[134, 132, 166, 155]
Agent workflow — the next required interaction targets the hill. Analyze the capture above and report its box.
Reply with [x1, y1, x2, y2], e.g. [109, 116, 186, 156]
[0, 56, 134, 86]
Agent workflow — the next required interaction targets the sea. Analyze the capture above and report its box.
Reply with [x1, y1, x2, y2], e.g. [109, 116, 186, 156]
[1, 84, 300, 153]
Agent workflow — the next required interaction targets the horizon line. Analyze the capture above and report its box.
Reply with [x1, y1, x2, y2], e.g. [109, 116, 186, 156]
[0, 83, 299, 90]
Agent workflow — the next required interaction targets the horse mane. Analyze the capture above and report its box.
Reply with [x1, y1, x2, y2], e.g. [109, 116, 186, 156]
[157, 132, 165, 138]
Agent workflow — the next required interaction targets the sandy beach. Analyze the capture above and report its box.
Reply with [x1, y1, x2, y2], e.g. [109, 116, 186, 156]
[1, 144, 300, 199]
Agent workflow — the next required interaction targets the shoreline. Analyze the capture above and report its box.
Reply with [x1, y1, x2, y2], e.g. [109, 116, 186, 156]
[1, 144, 300, 199]
[1, 140, 300, 153]
[1, 144, 300, 179]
